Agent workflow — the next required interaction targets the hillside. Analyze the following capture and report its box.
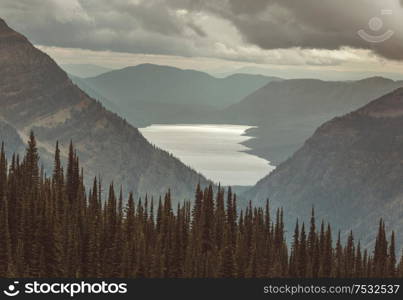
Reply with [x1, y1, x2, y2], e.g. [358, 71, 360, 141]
[222, 78, 403, 164]
[246, 88, 403, 248]
[0, 18, 210, 201]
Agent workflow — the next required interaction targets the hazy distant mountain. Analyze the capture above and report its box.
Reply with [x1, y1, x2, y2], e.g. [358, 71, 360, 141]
[0, 18, 210, 201]
[69, 75, 125, 117]
[212, 66, 279, 78]
[222, 77, 403, 164]
[213, 66, 403, 81]
[246, 88, 403, 248]
[61, 64, 113, 78]
[77, 64, 280, 127]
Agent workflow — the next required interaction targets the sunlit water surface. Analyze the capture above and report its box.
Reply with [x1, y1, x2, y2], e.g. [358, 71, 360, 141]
[140, 124, 275, 186]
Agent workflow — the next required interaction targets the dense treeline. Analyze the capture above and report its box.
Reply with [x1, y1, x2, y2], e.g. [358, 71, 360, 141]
[0, 133, 402, 278]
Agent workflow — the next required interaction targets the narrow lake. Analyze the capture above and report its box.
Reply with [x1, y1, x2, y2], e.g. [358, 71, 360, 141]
[139, 124, 275, 186]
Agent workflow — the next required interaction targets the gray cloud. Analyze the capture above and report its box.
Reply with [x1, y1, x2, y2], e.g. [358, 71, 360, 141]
[189, 0, 403, 60]
[0, 0, 402, 61]
[0, 0, 207, 57]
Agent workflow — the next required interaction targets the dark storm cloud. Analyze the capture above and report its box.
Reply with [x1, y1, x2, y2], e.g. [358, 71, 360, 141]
[189, 0, 403, 60]
[0, 0, 402, 61]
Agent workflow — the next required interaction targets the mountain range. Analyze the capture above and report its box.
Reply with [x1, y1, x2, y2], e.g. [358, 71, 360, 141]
[211, 66, 403, 81]
[73, 66, 403, 166]
[0, 18, 210, 201]
[75, 64, 280, 127]
[246, 88, 403, 248]
[221, 77, 403, 164]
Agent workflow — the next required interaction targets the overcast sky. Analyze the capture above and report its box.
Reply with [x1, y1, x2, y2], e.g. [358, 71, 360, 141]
[1, 0, 403, 79]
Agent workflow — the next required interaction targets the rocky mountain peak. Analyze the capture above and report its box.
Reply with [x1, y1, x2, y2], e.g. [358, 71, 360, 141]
[0, 18, 25, 40]
[0, 18, 8, 29]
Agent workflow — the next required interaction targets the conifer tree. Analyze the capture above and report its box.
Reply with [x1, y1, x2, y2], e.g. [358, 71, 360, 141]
[0, 143, 7, 208]
[0, 197, 11, 276]
[298, 223, 307, 277]
[321, 224, 332, 277]
[219, 225, 236, 278]
[345, 231, 355, 277]
[289, 220, 299, 277]
[334, 231, 343, 278]
[388, 231, 396, 277]
[373, 219, 388, 277]
[354, 242, 362, 278]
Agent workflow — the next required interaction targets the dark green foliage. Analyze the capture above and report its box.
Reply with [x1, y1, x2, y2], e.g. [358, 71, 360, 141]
[0, 136, 401, 278]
